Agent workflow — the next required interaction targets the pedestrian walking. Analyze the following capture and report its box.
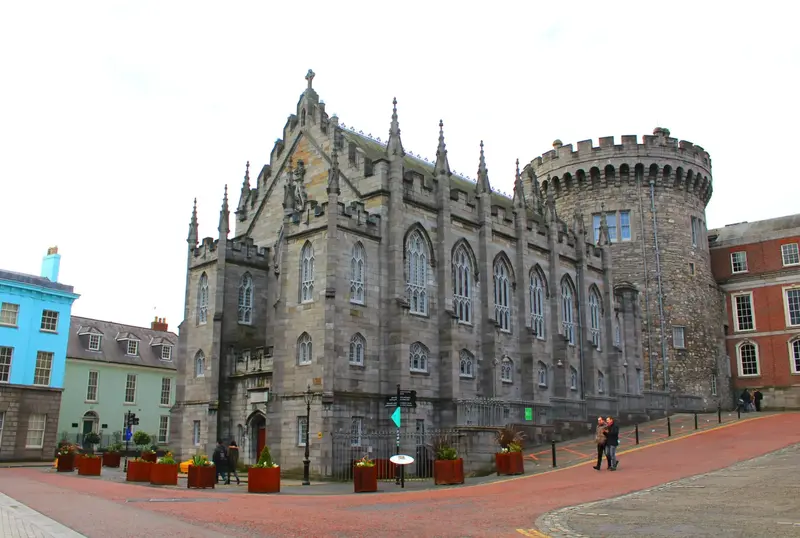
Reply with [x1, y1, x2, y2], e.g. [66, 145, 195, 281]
[753, 389, 763, 412]
[212, 439, 229, 484]
[740, 389, 752, 413]
[227, 440, 241, 485]
[604, 416, 620, 470]
[592, 417, 607, 471]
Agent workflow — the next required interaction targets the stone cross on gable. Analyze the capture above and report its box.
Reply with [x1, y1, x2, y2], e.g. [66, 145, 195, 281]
[306, 69, 315, 90]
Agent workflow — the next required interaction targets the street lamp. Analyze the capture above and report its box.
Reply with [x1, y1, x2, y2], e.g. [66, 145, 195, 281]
[302, 384, 314, 486]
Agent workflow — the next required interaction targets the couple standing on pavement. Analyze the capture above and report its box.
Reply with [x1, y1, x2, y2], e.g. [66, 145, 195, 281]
[594, 416, 620, 471]
[212, 439, 241, 485]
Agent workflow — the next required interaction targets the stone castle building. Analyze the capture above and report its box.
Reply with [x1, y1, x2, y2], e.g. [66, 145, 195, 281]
[170, 71, 708, 472]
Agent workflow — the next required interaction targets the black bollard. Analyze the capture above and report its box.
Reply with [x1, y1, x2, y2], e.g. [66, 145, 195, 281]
[694, 413, 698, 430]
[635, 423, 640, 445]
[718, 404, 722, 424]
[737, 406, 741, 419]
[551, 440, 557, 468]
[667, 416, 672, 437]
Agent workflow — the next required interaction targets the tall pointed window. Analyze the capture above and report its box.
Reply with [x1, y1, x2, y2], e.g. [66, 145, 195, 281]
[196, 272, 209, 325]
[459, 350, 474, 378]
[349, 333, 365, 366]
[194, 350, 205, 378]
[297, 333, 313, 365]
[561, 278, 575, 345]
[350, 243, 365, 305]
[406, 231, 428, 315]
[529, 267, 545, 339]
[238, 273, 254, 324]
[537, 361, 548, 387]
[452, 244, 472, 323]
[500, 357, 513, 383]
[494, 258, 511, 332]
[300, 242, 315, 303]
[409, 342, 429, 373]
[589, 288, 601, 348]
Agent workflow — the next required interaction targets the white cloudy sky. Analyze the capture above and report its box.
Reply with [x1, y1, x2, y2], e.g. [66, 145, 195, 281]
[1, 1, 798, 329]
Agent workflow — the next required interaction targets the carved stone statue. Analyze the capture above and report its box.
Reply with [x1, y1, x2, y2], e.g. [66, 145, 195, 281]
[293, 160, 308, 212]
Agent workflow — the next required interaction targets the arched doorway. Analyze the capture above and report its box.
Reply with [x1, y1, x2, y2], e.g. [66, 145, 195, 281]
[247, 412, 266, 463]
[82, 411, 99, 448]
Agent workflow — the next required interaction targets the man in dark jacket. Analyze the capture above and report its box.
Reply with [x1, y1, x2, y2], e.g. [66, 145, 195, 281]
[212, 439, 228, 484]
[604, 416, 620, 470]
[753, 389, 763, 412]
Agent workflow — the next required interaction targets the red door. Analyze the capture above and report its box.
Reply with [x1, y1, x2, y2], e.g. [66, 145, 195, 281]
[257, 427, 266, 457]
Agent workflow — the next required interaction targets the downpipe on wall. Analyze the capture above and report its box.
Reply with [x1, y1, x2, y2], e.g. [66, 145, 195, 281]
[637, 172, 655, 389]
[649, 179, 670, 391]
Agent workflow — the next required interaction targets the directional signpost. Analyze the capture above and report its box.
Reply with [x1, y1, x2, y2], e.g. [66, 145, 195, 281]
[385, 389, 417, 409]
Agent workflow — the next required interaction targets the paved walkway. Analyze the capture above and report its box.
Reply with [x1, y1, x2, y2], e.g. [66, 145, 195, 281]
[0, 492, 85, 538]
[0, 412, 796, 537]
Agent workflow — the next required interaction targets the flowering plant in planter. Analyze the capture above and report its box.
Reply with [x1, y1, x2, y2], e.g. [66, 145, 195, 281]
[353, 455, 377, 493]
[495, 426, 525, 476]
[432, 434, 464, 486]
[56, 441, 80, 472]
[248, 445, 280, 493]
[58, 442, 80, 456]
[355, 455, 375, 467]
[102, 442, 123, 468]
[187, 454, 216, 489]
[125, 457, 152, 482]
[150, 452, 179, 486]
[191, 454, 214, 467]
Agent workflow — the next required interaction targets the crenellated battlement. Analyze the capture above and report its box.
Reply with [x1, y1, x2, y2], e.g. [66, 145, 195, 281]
[283, 199, 381, 238]
[189, 236, 269, 269]
[526, 128, 714, 206]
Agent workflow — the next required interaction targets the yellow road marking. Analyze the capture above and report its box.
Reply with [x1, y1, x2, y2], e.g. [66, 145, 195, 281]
[516, 529, 551, 537]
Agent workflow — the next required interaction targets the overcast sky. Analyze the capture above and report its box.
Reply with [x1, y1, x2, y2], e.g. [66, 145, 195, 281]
[1, 1, 798, 330]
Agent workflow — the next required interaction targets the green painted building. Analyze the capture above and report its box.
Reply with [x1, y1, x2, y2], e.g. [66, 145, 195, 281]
[58, 316, 178, 448]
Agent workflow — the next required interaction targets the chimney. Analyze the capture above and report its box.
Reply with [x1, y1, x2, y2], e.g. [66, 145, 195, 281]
[41, 246, 61, 282]
[151, 316, 169, 332]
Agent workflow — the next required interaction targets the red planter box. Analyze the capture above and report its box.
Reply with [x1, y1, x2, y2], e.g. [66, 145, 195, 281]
[74, 454, 85, 471]
[126, 461, 153, 482]
[374, 458, 398, 480]
[150, 463, 179, 486]
[102, 453, 121, 468]
[248, 466, 280, 494]
[188, 465, 216, 489]
[56, 453, 75, 473]
[78, 456, 102, 476]
[495, 451, 524, 476]
[353, 465, 378, 493]
[141, 452, 157, 463]
[434, 458, 465, 485]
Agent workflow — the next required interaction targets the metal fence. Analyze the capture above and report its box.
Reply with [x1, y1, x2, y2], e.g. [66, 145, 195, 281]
[330, 429, 463, 482]
[456, 399, 551, 427]
[58, 430, 168, 451]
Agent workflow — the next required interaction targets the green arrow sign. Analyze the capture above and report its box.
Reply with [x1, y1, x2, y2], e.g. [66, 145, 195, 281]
[391, 407, 401, 428]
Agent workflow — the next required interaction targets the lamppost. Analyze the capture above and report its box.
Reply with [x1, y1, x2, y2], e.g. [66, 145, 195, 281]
[302, 384, 314, 486]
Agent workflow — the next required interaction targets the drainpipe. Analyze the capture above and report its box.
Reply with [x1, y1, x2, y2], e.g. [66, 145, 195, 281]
[649, 179, 669, 391]
[575, 277, 586, 401]
[637, 171, 654, 389]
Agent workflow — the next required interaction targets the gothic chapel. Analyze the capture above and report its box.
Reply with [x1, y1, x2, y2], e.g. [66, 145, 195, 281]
[170, 71, 644, 472]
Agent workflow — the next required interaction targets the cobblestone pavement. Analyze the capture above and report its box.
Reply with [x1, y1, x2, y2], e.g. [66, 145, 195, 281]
[0, 413, 797, 538]
[534, 442, 800, 538]
[0, 491, 85, 537]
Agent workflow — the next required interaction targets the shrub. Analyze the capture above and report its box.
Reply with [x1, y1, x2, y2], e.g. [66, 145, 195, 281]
[252, 445, 278, 469]
[496, 425, 526, 450]
[432, 434, 459, 460]
[132, 431, 151, 453]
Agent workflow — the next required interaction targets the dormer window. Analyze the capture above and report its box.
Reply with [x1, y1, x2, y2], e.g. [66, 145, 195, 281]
[88, 334, 102, 351]
[127, 340, 139, 356]
[161, 345, 172, 361]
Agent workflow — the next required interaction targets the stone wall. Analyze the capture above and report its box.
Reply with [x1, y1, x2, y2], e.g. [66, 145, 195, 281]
[0, 385, 63, 461]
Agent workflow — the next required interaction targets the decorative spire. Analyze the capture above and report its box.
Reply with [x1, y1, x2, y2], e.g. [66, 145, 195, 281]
[527, 168, 543, 215]
[512, 158, 526, 210]
[475, 141, 491, 194]
[545, 176, 558, 223]
[218, 185, 230, 236]
[327, 132, 341, 196]
[386, 97, 405, 157]
[434, 120, 451, 177]
[573, 209, 586, 236]
[598, 202, 610, 246]
[243, 161, 250, 188]
[187, 198, 198, 245]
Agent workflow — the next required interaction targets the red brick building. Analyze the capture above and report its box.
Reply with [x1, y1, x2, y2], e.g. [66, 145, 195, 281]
[709, 214, 800, 409]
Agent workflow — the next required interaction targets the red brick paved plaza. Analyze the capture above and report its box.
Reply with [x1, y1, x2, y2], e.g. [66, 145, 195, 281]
[1, 413, 798, 538]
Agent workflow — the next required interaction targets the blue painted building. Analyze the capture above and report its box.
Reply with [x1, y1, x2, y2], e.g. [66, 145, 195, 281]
[0, 247, 80, 461]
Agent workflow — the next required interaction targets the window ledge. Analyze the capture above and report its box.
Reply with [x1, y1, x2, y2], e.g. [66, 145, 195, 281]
[297, 362, 312, 367]
[738, 374, 761, 378]
[0, 323, 18, 328]
[410, 370, 429, 376]
[123, 402, 137, 406]
[348, 363, 365, 368]
[501, 379, 513, 384]
[459, 374, 474, 380]
[84, 400, 98, 404]
[40, 329, 58, 334]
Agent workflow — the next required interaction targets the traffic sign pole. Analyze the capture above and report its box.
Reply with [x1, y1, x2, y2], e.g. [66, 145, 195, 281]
[395, 384, 401, 486]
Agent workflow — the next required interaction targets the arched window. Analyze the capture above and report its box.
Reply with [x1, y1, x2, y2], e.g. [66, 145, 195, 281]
[791, 338, 800, 374]
[196, 273, 209, 325]
[537, 361, 547, 387]
[459, 350, 474, 378]
[494, 258, 511, 332]
[349, 333, 365, 366]
[737, 341, 759, 376]
[409, 342, 429, 373]
[300, 242, 315, 303]
[406, 231, 428, 315]
[194, 350, 206, 378]
[569, 367, 579, 391]
[561, 277, 575, 345]
[622, 372, 629, 393]
[452, 244, 472, 324]
[350, 243, 365, 305]
[589, 288, 601, 348]
[238, 273, 254, 325]
[529, 267, 545, 339]
[597, 371, 605, 394]
[500, 357, 513, 383]
[297, 333, 313, 365]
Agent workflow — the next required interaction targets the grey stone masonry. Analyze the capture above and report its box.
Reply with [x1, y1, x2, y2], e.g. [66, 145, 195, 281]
[0, 385, 63, 462]
[170, 71, 647, 472]
[525, 127, 731, 407]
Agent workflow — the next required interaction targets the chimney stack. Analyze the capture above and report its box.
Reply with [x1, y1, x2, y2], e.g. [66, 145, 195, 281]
[41, 246, 61, 282]
[151, 316, 169, 332]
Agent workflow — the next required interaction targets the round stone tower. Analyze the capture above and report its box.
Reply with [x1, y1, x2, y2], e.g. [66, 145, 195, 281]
[524, 127, 728, 403]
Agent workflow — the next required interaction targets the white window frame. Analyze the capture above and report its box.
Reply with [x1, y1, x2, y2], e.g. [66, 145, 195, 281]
[160, 377, 172, 406]
[192, 420, 201, 446]
[25, 413, 46, 449]
[195, 351, 206, 377]
[348, 333, 365, 366]
[350, 417, 363, 447]
[33, 351, 53, 386]
[297, 333, 313, 366]
[736, 341, 760, 377]
[300, 242, 315, 303]
[672, 326, 686, 349]
[537, 362, 547, 388]
[500, 358, 513, 383]
[569, 367, 578, 391]
[40, 310, 59, 332]
[730, 251, 748, 274]
[350, 243, 365, 305]
[732, 292, 756, 332]
[789, 338, 800, 375]
[588, 289, 601, 348]
[158, 416, 170, 444]
[529, 269, 545, 339]
[86, 370, 99, 402]
[784, 286, 800, 328]
[124, 373, 137, 404]
[126, 340, 139, 356]
[409, 342, 429, 373]
[619, 211, 631, 241]
[710, 375, 717, 396]
[297, 416, 308, 447]
[0, 303, 19, 327]
[0, 346, 12, 383]
[561, 279, 575, 345]
[197, 272, 209, 325]
[238, 272, 254, 324]
[161, 345, 172, 361]
[493, 259, 511, 333]
[459, 349, 474, 378]
[597, 371, 605, 394]
[781, 243, 800, 267]
[88, 334, 102, 351]
[605, 213, 617, 243]
[406, 231, 429, 316]
[453, 245, 472, 324]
